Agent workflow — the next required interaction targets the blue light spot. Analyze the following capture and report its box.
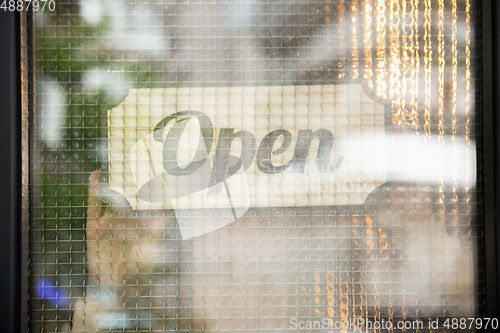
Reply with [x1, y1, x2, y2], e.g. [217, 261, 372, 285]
[36, 279, 69, 307]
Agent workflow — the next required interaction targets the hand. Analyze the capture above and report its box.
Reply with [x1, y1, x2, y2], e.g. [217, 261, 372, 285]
[71, 170, 174, 332]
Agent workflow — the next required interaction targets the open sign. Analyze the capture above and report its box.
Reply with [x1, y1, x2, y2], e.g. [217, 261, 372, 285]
[108, 84, 387, 214]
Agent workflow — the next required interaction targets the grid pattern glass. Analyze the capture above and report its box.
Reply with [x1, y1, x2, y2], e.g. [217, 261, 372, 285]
[29, 0, 482, 332]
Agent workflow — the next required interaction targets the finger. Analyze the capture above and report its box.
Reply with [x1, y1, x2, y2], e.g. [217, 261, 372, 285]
[96, 236, 113, 287]
[87, 215, 114, 286]
[70, 298, 85, 332]
[86, 169, 102, 282]
[86, 223, 98, 284]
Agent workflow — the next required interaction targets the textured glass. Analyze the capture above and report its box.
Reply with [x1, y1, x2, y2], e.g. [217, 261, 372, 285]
[30, 1, 482, 332]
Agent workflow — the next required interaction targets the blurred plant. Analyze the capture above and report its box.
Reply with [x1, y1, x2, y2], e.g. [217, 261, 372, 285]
[33, 2, 167, 330]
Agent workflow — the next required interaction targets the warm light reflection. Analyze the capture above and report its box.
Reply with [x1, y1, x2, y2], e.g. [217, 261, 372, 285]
[337, 0, 346, 79]
[326, 269, 336, 318]
[389, 0, 402, 125]
[362, 0, 374, 89]
[314, 270, 322, 312]
[350, 0, 360, 79]
[452, 1, 458, 138]
[452, 0, 459, 232]
[365, 0, 473, 236]
[351, 216, 363, 332]
[365, 216, 379, 328]
[438, 0, 446, 224]
[466, 0, 473, 238]
[401, 0, 410, 127]
[402, 0, 419, 130]
[376, 0, 388, 99]
[340, 266, 349, 333]
[412, 0, 420, 132]
[424, 0, 432, 135]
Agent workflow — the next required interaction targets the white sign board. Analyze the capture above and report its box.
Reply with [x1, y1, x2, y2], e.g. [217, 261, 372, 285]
[108, 85, 386, 237]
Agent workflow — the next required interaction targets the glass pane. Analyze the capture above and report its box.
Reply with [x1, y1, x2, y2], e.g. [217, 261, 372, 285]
[29, 1, 482, 332]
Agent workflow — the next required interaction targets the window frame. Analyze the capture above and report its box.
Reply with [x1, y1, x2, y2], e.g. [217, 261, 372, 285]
[481, 0, 500, 320]
[0, 9, 24, 333]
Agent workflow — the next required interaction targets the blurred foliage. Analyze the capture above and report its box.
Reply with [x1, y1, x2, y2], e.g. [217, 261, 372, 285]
[36, 2, 164, 234]
[33, 7, 169, 326]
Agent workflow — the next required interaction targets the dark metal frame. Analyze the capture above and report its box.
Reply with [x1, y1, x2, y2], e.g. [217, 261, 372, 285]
[0, 9, 23, 333]
[0, 1, 499, 332]
[481, 0, 500, 322]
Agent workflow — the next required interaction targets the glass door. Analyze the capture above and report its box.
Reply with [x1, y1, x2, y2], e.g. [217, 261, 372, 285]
[27, 1, 485, 332]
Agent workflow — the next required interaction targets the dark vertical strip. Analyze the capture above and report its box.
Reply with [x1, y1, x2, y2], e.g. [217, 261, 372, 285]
[0, 9, 22, 333]
[481, 0, 500, 322]
[21, 8, 34, 333]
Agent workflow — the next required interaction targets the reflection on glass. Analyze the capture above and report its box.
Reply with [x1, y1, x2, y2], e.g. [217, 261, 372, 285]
[30, 1, 480, 332]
